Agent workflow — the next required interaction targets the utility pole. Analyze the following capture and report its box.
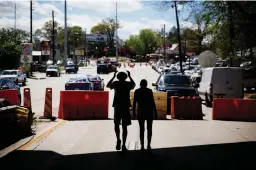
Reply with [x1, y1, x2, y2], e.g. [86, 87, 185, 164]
[14, 3, 16, 30]
[84, 29, 87, 66]
[64, 0, 68, 65]
[30, 1, 32, 43]
[30, 0, 33, 76]
[174, 1, 183, 73]
[52, 10, 55, 65]
[163, 24, 166, 61]
[115, 2, 118, 62]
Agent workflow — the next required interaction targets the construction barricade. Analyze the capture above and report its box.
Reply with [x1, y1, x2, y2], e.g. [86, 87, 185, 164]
[171, 96, 203, 120]
[23, 88, 32, 109]
[212, 98, 256, 121]
[130, 91, 167, 119]
[58, 91, 109, 120]
[0, 89, 20, 105]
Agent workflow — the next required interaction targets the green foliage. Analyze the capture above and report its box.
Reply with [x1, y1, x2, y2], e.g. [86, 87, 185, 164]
[0, 28, 29, 45]
[125, 29, 158, 55]
[91, 18, 121, 48]
[0, 42, 21, 69]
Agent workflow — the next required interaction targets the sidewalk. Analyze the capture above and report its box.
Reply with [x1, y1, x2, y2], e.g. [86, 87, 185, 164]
[27, 72, 46, 80]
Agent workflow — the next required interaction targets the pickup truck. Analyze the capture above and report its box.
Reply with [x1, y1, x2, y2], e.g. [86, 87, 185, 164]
[0, 70, 26, 86]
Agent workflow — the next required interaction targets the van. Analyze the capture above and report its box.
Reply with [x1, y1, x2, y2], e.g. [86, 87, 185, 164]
[197, 67, 243, 107]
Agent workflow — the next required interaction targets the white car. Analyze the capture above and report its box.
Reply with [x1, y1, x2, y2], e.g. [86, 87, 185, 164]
[46, 65, 61, 77]
[0, 70, 26, 85]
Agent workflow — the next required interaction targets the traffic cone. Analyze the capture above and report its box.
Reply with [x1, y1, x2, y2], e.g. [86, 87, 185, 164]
[23, 88, 32, 110]
[39, 88, 56, 121]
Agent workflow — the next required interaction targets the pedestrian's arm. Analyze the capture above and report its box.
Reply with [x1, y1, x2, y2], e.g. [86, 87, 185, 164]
[128, 74, 136, 89]
[106, 72, 117, 89]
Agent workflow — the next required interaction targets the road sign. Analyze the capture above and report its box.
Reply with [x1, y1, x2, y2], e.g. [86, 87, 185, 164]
[20, 55, 32, 63]
[21, 43, 32, 56]
[75, 50, 84, 56]
[41, 41, 51, 55]
[20, 43, 33, 63]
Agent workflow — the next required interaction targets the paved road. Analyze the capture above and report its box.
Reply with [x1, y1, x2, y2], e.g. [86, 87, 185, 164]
[1, 63, 256, 169]
[20, 63, 211, 118]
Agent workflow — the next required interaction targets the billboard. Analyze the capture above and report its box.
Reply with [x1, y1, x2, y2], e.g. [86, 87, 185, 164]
[41, 40, 51, 55]
[75, 50, 84, 56]
[86, 34, 107, 43]
[20, 43, 33, 63]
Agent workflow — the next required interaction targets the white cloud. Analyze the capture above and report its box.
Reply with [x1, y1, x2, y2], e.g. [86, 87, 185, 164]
[67, 0, 143, 13]
[119, 18, 174, 39]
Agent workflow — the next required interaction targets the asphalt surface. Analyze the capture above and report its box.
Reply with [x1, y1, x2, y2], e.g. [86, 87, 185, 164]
[1, 62, 256, 170]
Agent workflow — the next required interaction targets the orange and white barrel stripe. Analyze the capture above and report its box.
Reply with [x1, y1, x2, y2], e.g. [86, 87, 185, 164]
[44, 88, 52, 118]
[23, 88, 32, 109]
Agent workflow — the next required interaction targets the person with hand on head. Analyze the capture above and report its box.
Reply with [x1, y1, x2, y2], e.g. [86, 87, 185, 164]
[133, 79, 157, 151]
[107, 70, 135, 152]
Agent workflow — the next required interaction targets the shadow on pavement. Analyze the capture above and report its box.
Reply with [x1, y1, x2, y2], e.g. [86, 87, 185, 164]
[0, 127, 33, 150]
[1, 142, 255, 170]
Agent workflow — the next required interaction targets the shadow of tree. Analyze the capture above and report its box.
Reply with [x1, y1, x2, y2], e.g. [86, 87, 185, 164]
[1, 142, 255, 170]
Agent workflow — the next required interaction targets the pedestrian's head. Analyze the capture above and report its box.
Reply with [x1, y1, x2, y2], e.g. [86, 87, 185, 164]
[140, 79, 147, 88]
[117, 72, 127, 81]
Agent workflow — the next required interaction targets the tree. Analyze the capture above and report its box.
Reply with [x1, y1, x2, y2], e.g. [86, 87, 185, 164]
[91, 18, 121, 48]
[0, 42, 21, 69]
[36, 20, 62, 40]
[125, 29, 159, 55]
[125, 35, 144, 55]
[139, 29, 158, 55]
[0, 28, 29, 45]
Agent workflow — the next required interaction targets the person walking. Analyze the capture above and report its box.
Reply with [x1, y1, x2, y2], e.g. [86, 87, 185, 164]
[107, 70, 136, 152]
[133, 79, 157, 151]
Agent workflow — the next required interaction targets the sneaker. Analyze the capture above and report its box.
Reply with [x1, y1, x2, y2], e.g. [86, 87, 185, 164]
[147, 146, 151, 151]
[122, 145, 128, 152]
[140, 146, 145, 151]
[116, 139, 121, 150]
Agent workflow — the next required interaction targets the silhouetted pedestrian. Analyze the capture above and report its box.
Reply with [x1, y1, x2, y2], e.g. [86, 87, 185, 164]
[133, 79, 157, 151]
[107, 70, 135, 152]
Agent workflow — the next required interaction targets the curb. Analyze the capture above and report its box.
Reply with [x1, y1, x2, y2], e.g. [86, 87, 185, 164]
[27, 77, 46, 80]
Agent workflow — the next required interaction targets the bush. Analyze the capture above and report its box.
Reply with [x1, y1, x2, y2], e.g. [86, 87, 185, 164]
[0, 42, 21, 70]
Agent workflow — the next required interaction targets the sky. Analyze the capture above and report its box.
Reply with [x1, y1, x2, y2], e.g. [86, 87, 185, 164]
[0, 0, 194, 40]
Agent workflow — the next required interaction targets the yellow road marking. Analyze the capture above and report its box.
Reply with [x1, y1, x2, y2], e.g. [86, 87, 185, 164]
[18, 120, 67, 150]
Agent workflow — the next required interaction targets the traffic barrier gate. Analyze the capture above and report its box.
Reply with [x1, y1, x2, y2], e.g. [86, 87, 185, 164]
[0, 89, 20, 105]
[129, 91, 167, 120]
[58, 91, 109, 120]
[171, 96, 203, 120]
[212, 98, 256, 121]
[23, 88, 32, 109]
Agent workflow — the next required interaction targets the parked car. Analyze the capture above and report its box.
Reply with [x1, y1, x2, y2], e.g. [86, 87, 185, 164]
[65, 75, 94, 90]
[197, 67, 243, 107]
[65, 64, 78, 74]
[46, 65, 61, 77]
[152, 74, 199, 115]
[0, 77, 21, 104]
[0, 70, 26, 86]
[243, 68, 256, 92]
[87, 75, 105, 91]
